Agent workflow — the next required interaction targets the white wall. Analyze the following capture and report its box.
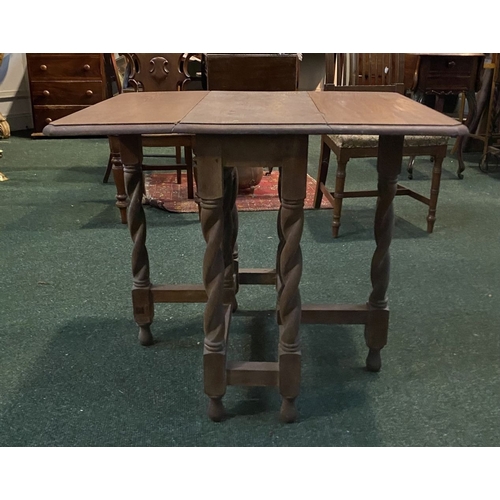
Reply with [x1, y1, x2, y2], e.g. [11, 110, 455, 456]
[0, 53, 33, 131]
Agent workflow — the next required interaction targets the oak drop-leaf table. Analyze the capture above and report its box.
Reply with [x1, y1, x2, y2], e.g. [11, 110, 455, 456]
[44, 91, 468, 422]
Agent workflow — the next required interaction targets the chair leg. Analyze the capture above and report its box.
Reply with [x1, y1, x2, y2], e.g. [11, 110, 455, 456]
[111, 154, 128, 224]
[175, 146, 182, 184]
[455, 136, 466, 179]
[185, 146, 194, 199]
[407, 155, 415, 179]
[105, 136, 121, 184]
[332, 159, 348, 238]
[427, 155, 443, 233]
[103, 154, 113, 183]
[313, 137, 331, 209]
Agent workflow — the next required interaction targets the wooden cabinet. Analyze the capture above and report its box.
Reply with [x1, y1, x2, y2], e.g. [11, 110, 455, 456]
[26, 53, 113, 135]
[204, 53, 299, 91]
[411, 53, 485, 178]
[414, 54, 483, 95]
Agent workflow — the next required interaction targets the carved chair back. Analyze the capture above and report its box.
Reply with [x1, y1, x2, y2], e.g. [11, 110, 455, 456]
[122, 53, 195, 92]
[104, 53, 199, 204]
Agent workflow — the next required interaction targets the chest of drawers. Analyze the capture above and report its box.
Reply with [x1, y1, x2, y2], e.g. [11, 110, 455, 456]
[26, 53, 113, 135]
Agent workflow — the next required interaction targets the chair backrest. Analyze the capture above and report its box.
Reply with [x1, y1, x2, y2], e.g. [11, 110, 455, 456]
[325, 53, 406, 89]
[205, 53, 299, 91]
[121, 53, 197, 92]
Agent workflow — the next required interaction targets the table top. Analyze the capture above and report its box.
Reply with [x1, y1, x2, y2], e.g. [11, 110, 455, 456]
[43, 90, 469, 137]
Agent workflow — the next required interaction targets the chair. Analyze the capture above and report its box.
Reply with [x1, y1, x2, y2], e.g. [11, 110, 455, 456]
[313, 53, 449, 237]
[104, 53, 199, 223]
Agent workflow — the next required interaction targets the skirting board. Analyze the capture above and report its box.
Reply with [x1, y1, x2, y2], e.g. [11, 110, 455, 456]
[1, 112, 33, 132]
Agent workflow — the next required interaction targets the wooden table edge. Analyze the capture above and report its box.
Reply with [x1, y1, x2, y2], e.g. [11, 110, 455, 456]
[43, 123, 469, 137]
[42, 123, 178, 137]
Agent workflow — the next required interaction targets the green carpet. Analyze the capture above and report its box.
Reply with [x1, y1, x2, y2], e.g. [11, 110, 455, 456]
[0, 131, 499, 446]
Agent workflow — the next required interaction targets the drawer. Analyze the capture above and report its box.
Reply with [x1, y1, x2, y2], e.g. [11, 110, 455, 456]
[30, 81, 105, 105]
[416, 55, 483, 93]
[27, 54, 103, 80]
[32, 106, 88, 133]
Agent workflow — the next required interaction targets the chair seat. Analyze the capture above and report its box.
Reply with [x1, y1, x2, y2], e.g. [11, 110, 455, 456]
[327, 134, 449, 149]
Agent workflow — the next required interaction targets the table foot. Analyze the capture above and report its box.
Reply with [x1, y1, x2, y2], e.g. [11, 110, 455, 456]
[366, 348, 382, 372]
[138, 325, 154, 346]
[208, 397, 225, 422]
[280, 397, 298, 423]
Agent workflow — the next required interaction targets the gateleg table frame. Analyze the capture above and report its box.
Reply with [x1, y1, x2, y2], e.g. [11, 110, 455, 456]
[44, 91, 468, 422]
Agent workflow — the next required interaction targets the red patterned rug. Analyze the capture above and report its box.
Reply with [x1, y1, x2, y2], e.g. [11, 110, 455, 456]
[144, 170, 330, 213]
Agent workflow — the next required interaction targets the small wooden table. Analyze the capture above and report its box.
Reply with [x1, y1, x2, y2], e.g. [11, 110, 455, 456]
[44, 91, 467, 422]
[411, 53, 484, 178]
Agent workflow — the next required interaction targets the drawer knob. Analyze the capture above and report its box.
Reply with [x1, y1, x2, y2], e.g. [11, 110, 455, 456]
[40, 64, 47, 71]
[45, 118, 52, 124]
[86, 90, 93, 96]
[447, 61, 456, 67]
[43, 90, 50, 97]
[83, 64, 91, 71]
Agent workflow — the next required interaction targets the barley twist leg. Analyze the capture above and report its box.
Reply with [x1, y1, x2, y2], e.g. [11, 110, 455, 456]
[200, 196, 226, 421]
[365, 135, 404, 371]
[120, 135, 154, 346]
[277, 135, 308, 423]
[278, 198, 304, 422]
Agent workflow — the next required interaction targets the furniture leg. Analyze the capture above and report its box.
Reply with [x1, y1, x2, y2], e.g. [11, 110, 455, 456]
[365, 135, 403, 372]
[427, 154, 444, 233]
[112, 140, 129, 224]
[223, 167, 239, 312]
[456, 90, 477, 179]
[407, 156, 415, 179]
[276, 168, 284, 325]
[193, 158, 201, 219]
[196, 136, 227, 422]
[455, 137, 465, 179]
[185, 146, 194, 199]
[277, 135, 308, 423]
[434, 96, 445, 113]
[313, 137, 331, 208]
[104, 136, 121, 184]
[332, 158, 348, 238]
[175, 145, 182, 184]
[232, 172, 240, 296]
[102, 136, 115, 184]
[104, 155, 113, 184]
[120, 135, 154, 346]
